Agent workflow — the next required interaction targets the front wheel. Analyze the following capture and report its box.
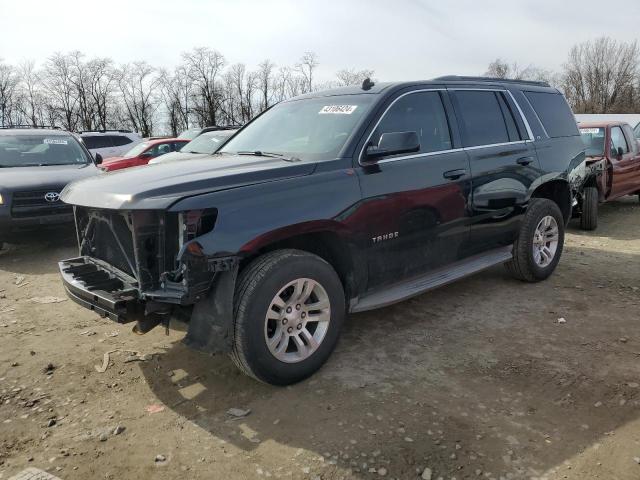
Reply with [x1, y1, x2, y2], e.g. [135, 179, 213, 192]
[580, 186, 598, 231]
[231, 249, 345, 385]
[506, 198, 565, 282]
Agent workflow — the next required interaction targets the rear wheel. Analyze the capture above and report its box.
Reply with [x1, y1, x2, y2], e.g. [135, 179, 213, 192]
[506, 198, 564, 282]
[231, 249, 345, 385]
[580, 186, 598, 231]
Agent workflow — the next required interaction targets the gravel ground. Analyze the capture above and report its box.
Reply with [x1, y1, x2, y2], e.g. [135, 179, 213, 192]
[1, 197, 640, 480]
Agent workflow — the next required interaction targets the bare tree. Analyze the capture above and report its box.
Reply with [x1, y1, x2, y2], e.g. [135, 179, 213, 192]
[335, 68, 375, 87]
[296, 51, 318, 93]
[118, 62, 160, 137]
[159, 66, 192, 136]
[484, 58, 553, 83]
[43, 52, 79, 131]
[17, 61, 46, 126]
[87, 57, 117, 130]
[561, 37, 640, 113]
[256, 59, 275, 111]
[183, 47, 225, 126]
[0, 60, 20, 127]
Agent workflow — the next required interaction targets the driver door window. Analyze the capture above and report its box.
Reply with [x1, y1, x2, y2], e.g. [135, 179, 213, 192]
[369, 91, 452, 158]
[611, 127, 629, 156]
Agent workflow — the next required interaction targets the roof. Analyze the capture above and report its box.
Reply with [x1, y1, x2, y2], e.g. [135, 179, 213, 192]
[575, 114, 640, 128]
[291, 76, 556, 101]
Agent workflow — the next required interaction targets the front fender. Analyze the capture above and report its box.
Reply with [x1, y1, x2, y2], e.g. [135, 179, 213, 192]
[170, 165, 363, 258]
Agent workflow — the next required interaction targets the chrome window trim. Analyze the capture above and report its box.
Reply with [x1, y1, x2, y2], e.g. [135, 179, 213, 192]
[505, 90, 534, 141]
[358, 86, 536, 166]
[520, 92, 550, 139]
[376, 148, 465, 164]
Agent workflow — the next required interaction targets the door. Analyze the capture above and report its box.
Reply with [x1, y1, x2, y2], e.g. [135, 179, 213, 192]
[356, 89, 472, 289]
[450, 89, 539, 253]
[609, 125, 640, 198]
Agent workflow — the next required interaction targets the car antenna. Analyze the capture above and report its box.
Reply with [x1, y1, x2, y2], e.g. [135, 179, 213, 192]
[362, 77, 375, 91]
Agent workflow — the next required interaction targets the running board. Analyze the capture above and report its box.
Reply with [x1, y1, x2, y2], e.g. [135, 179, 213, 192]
[351, 245, 513, 313]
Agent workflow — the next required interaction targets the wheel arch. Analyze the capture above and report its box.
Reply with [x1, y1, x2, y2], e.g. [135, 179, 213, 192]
[530, 179, 572, 224]
[239, 225, 362, 304]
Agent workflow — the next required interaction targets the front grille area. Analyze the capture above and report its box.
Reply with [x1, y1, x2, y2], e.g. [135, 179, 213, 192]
[11, 190, 72, 218]
[75, 208, 179, 291]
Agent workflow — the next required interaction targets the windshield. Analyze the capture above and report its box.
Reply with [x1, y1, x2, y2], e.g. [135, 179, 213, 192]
[182, 130, 235, 154]
[0, 134, 90, 167]
[634, 122, 640, 139]
[219, 95, 375, 161]
[178, 128, 201, 140]
[580, 127, 606, 156]
[123, 142, 150, 158]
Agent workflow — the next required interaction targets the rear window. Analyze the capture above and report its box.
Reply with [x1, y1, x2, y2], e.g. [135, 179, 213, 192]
[82, 135, 112, 149]
[524, 91, 579, 138]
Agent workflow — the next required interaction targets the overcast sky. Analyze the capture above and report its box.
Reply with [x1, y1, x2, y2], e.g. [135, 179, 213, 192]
[1, 0, 639, 82]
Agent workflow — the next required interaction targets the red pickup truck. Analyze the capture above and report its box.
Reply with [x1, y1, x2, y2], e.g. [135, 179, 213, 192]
[578, 121, 640, 229]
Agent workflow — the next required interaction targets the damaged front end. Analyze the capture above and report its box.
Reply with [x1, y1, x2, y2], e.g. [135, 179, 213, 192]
[59, 206, 238, 351]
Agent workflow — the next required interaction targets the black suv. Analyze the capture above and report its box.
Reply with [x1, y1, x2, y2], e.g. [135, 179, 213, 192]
[58, 77, 586, 385]
[0, 127, 100, 250]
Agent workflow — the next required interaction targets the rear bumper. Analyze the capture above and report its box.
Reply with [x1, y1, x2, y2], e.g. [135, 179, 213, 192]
[59, 257, 141, 323]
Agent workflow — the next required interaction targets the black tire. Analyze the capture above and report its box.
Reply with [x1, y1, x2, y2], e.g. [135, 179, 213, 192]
[231, 249, 345, 385]
[505, 198, 565, 282]
[580, 187, 598, 231]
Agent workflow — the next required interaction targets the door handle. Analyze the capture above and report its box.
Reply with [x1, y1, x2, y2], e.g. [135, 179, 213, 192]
[443, 169, 467, 180]
[516, 156, 534, 166]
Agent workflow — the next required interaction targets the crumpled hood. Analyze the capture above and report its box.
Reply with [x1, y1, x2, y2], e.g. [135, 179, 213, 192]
[0, 163, 100, 191]
[61, 153, 317, 210]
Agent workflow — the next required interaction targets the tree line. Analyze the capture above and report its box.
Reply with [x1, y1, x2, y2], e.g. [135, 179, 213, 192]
[0, 48, 373, 136]
[485, 37, 640, 115]
[0, 36, 637, 136]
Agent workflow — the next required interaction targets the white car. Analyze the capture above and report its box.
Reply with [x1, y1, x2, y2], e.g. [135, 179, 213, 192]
[149, 129, 237, 165]
[79, 130, 143, 160]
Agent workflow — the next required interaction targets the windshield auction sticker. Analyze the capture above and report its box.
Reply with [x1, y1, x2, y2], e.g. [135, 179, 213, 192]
[319, 105, 358, 114]
[579, 128, 601, 135]
[44, 138, 69, 144]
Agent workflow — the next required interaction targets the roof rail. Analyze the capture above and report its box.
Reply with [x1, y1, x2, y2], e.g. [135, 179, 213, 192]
[0, 124, 61, 130]
[434, 75, 550, 88]
[77, 129, 134, 134]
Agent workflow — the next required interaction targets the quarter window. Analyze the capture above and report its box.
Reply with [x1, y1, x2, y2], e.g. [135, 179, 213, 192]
[523, 91, 579, 138]
[109, 135, 133, 147]
[82, 135, 112, 149]
[611, 126, 629, 155]
[454, 91, 511, 147]
[370, 91, 452, 156]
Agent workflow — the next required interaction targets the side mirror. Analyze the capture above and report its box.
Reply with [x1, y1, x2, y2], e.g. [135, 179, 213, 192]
[365, 131, 420, 161]
[617, 146, 624, 158]
[94, 153, 103, 165]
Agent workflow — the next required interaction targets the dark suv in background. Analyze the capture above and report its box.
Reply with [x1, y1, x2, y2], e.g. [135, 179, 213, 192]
[0, 127, 100, 250]
[59, 77, 586, 385]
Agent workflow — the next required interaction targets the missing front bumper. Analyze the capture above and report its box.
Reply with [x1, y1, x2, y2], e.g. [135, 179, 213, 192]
[59, 257, 141, 323]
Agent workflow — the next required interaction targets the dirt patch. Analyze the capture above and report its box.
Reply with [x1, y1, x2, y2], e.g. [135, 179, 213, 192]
[1, 198, 640, 480]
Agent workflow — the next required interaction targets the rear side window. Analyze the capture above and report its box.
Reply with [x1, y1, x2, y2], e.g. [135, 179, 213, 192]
[524, 91, 579, 138]
[109, 135, 133, 147]
[454, 91, 514, 147]
[371, 91, 452, 155]
[82, 135, 112, 149]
